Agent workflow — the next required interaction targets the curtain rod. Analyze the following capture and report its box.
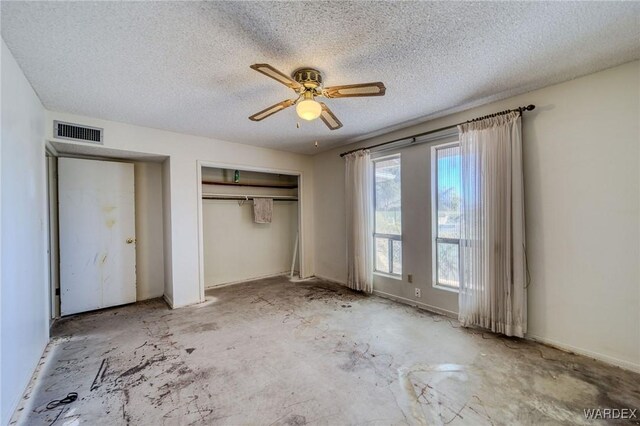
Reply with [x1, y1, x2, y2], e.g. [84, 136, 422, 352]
[339, 104, 535, 157]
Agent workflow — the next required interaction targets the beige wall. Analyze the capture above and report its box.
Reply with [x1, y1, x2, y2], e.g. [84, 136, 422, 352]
[134, 161, 165, 300]
[313, 61, 640, 371]
[1, 40, 49, 425]
[203, 200, 298, 286]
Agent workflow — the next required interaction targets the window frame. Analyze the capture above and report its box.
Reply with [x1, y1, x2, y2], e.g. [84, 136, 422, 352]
[431, 141, 461, 292]
[372, 153, 402, 279]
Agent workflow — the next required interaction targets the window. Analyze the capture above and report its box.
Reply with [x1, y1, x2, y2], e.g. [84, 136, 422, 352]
[432, 143, 461, 290]
[374, 155, 402, 276]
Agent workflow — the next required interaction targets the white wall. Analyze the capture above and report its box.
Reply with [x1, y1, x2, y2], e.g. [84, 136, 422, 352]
[313, 61, 640, 371]
[134, 161, 165, 300]
[203, 200, 298, 286]
[0, 40, 48, 425]
[45, 112, 315, 309]
[161, 159, 174, 306]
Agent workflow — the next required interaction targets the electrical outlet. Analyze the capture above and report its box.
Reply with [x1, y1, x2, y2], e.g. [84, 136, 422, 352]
[415, 288, 421, 298]
[408, 274, 413, 283]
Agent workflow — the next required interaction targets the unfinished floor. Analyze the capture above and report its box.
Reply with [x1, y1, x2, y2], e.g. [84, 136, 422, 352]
[16, 276, 640, 425]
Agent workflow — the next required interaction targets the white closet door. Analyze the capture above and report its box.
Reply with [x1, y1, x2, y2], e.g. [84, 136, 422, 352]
[59, 158, 136, 316]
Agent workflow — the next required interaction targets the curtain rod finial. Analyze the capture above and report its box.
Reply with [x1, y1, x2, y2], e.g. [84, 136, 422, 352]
[525, 104, 535, 111]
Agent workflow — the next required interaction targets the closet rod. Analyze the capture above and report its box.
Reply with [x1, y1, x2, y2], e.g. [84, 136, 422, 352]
[339, 104, 535, 157]
[202, 181, 298, 189]
[202, 196, 298, 201]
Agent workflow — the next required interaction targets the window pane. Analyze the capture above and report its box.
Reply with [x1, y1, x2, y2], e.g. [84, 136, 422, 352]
[392, 240, 402, 275]
[375, 237, 390, 273]
[375, 157, 401, 235]
[436, 146, 461, 239]
[437, 242, 459, 287]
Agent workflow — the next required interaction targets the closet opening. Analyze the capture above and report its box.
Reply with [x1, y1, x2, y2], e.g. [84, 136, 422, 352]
[197, 163, 303, 299]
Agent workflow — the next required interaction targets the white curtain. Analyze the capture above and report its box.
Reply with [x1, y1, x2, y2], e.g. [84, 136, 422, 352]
[458, 112, 527, 337]
[345, 149, 374, 293]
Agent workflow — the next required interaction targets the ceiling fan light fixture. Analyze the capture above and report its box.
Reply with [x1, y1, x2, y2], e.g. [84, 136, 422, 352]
[249, 63, 386, 130]
[296, 96, 322, 121]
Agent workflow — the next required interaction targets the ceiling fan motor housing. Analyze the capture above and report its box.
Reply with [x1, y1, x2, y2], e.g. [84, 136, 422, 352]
[293, 68, 323, 90]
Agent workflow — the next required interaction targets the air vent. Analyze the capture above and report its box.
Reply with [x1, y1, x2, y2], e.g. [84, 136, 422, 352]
[54, 120, 103, 144]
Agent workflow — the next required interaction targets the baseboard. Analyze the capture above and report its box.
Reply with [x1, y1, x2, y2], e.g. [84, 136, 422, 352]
[371, 287, 640, 373]
[375, 288, 639, 372]
[313, 274, 347, 286]
[137, 292, 165, 302]
[316, 275, 639, 372]
[8, 338, 54, 425]
[49, 316, 59, 332]
[205, 271, 295, 290]
[313, 275, 458, 319]
[525, 333, 640, 373]
[169, 273, 300, 309]
[373, 289, 458, 319]
[163, 293, 174, 309]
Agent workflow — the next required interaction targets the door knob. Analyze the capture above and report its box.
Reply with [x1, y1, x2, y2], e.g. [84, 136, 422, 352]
[126, 238, 135, 244]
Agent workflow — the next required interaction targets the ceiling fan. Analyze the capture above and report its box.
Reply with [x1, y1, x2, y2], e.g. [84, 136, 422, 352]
[248, 64, 386, 130]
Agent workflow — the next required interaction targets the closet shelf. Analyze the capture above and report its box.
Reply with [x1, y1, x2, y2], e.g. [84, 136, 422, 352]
[202, 180, 298, 189]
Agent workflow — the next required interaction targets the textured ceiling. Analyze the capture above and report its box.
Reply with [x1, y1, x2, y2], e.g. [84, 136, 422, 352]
[2, 2, 639, 154]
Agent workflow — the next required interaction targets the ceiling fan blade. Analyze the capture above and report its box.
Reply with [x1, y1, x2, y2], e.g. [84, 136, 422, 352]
[250, 64, 302, 90]
[319, 102, 343, 130]
[322, 82, 386, 98]
[249, 99, 295, 121]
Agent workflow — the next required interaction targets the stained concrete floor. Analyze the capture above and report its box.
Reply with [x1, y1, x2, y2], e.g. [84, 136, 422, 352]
[15, 276, 640, 425]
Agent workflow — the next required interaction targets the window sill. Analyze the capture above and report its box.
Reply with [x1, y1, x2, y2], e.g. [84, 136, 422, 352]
[433, 283, 459, 293]
[374, 271, 403, 281]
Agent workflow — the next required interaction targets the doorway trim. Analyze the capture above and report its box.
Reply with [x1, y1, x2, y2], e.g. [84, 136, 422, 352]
[196, 160, 306, 303]
[45, 145, 60, 321]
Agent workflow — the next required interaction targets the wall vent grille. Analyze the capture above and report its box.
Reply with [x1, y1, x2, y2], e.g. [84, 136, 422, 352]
[54, 121, 103, 144]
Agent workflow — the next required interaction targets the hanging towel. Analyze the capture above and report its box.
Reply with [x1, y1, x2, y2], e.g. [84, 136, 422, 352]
[253, 198, 273, 223]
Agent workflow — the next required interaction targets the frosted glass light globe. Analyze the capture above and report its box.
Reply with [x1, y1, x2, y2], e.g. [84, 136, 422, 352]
[296, 99, 322, 121]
